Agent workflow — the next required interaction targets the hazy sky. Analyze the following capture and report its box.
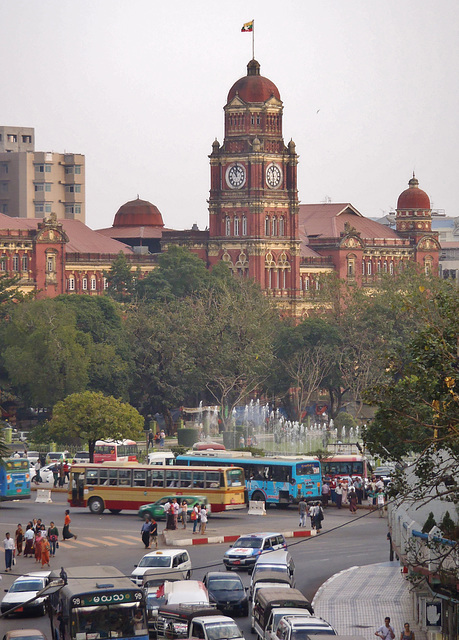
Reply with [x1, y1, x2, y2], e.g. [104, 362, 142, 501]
[2, 1, 458, 231]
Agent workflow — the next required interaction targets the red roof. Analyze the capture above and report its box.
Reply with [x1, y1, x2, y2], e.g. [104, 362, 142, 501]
[97, 226, 169, 239]
[227, 59, 280, 104]
[299, 204, 400, 240]
[397, 176, 430, 210]
[0, 214, 133, 254]
[113, 198, 164, 228]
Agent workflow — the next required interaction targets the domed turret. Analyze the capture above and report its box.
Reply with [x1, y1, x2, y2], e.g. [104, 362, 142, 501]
[113, 197, 164, 228]
[397, 175, 431, 210]
[227, 59, 281, 104]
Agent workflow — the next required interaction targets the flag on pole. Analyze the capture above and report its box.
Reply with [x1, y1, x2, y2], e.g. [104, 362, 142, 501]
[241, 20, 254, 32]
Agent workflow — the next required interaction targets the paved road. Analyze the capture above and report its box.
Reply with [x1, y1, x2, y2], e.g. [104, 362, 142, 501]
[0, 495, 389, 636]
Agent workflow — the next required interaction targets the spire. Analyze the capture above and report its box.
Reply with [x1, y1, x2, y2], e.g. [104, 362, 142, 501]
[247, 59, 260, 76]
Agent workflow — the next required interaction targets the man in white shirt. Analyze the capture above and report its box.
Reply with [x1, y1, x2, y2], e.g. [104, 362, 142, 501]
[375, 617, 395, 640]
[3, 532, 15, 572]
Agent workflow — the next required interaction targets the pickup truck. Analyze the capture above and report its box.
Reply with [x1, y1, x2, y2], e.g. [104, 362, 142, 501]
[253, 588, 314, 640]
[157, 604, 244, 640]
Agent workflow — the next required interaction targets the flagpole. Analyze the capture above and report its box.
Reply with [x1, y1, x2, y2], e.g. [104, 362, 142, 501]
[252, 20, 255, 59]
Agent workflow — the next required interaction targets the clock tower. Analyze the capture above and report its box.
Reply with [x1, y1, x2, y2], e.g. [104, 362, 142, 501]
[208, 59, 301, 312]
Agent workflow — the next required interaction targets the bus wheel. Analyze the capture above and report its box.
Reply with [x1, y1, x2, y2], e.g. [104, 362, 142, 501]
[109, 509, 122, 514]
[88, 497, 105, 514]
[251, 491, 265, 503]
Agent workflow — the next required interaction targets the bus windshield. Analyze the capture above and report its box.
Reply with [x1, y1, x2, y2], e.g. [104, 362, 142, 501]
[72, 602, 146, 639]
[226, 469, 243, 486]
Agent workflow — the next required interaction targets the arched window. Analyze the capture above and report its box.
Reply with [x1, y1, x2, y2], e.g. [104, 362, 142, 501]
[21, 255, 28, 271]
[347, 254, 356, 277]
[0, 255, 6, 272]
[234, 217, 240, 236]
[242, 215, 247, 236]
[367, 261, 372, 275]
[362, 260, 365, 275]
[225, 216, 231, 236]
[279, 217, 284, 236]
[103, 277, 109, 290]
[305, 277, 310, 290]
[424, 257, 433, 275]
[389, 262, 394, 275]
[383, 262, 388, 273]
[271, 217, 277, 236]
[47, 255, 55, 273]
[377, 261, 381, 273]
[68, 276, 75, 291]
[12, 255, 19, 272]
[265, 216, 270, 236]
[90, 277, 97, 291]
[82, 277, 88, 291]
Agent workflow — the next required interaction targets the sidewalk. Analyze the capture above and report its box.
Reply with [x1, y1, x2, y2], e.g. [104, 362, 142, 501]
[312, 562, 426, 640]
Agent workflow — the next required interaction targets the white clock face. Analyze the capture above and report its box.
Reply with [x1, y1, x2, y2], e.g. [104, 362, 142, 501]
[226, 163, 246, 189]
[266, 163, 282, 189]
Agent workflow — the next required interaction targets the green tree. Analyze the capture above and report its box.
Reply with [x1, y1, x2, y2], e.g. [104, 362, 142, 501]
[47, 391, 144, 461]
[0, 299, 90, 407]
[104, 252, 137, 303]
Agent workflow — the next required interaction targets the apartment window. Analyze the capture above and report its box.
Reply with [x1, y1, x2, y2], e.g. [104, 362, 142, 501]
[45, 204, 51, 213]
[90, 277, 96, 291]
[1, 182, 8, 193]
[12, 255, 19, 272]
[242, 215, 247, 236]
[35, 204, 44, 217]
[65, 184, 81, 193]
[65, 166, 74, 174]
[0, 163, 8, 174]
[22, 255, 28, 271]
[35, 164, 51, 173]
[68, 276, 75, 291]
[1, 204, 8, 214]
[7, 134, 17, 143]
[22, 135, 32, 143]
[34, 184, 44, 192]
[75, 165, 81, 174]
[45, 183, 51, 192]
[75, 205, 81, 214]
[0, 134, 2, 141]
[82, 277, 88, 290]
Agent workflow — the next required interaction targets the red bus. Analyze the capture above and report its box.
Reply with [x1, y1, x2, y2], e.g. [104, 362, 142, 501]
[93, 439, 139, 463]
[321, 454, 371, 482]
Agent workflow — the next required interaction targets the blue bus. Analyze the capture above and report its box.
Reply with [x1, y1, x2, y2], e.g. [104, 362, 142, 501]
[176, 454, 322, 506]
[0, 458, 31, 501]
[49, 566, 147, 640]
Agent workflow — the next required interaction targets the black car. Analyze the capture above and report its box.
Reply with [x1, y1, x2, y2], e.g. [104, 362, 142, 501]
[203, 571, 248, 616]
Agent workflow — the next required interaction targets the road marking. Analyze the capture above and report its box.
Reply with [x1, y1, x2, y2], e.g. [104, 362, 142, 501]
[62, 539, 97, 547]
[119, 535, 141, 542]
[84, 537, 118, 547]
[102, 536, 138, 545]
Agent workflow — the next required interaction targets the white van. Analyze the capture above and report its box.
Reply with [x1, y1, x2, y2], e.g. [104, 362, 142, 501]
[251, 550, 295, 590]
[131, 548, 192, 586]
[148, 452, 175, 465]
[165, 580, 209, 606]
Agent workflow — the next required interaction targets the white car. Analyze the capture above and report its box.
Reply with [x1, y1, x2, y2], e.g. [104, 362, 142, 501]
[38, 464, 58, 483]
[131, 549, 192, 586]
[1, 571, 50, 617]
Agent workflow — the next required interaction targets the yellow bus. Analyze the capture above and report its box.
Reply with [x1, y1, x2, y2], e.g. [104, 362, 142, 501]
[68, 463, 246, 514]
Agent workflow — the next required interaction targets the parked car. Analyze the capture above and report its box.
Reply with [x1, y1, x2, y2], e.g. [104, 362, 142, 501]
[138, 495, 210, 521]
[267, 615, 336, 640]
[71, 451, 90, 464]
[2, 630, 48, 640]
[157, 605, 244, 640]
[223, 532, 287, 571]
[203, 571, 249, 616]
[131, 549, 192, 586]
[1, 571, 50, 617]
[46, 451, 69, 464]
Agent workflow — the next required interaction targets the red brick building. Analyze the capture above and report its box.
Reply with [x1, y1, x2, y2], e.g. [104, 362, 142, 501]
[0, 61, 440, 312]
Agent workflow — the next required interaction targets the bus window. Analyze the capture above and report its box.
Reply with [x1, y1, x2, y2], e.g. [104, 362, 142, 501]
[133, 470, 146, 487]
[272, 465, 289, 482]
[99, 468, 108, 485]
[205, 471, 220, 488]
[226, 468, 243, 487]
[151, 470, 164, 487]
[179, 470, 192, 488]
[109, 469, 118, 486]
[166, 470, 179, 488]
[86, 469, 99, 485]
[119, 469, 131, 486]
[193, 470, 205, 488]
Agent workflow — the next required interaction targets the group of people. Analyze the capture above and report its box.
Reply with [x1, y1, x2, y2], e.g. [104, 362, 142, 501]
[376, 617, 415, 640]
[33, 459, 71, 487]
[3, 509, 77, 572]
[324, 476, 387, 515]
[298, 498, 325, 531]
[158, 499, 208, 535]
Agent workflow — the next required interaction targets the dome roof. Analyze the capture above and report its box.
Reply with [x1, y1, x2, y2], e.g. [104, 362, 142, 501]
[397, 175, 431, 210]
[113, 197, 164, 228]
[227, 59, 281, 104]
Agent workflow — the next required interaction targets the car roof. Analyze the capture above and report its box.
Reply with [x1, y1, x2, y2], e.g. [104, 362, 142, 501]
[283, 616, 331, 628]
[236, 532, 283, 539]
[4, 631, 47, 640]
[205, 571, 243, 581]
[142, 548, 187, 557]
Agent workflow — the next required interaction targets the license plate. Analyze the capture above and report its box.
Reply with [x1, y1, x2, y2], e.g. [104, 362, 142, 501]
[15, 607, 23, 612]
[234, 560, 241, 565]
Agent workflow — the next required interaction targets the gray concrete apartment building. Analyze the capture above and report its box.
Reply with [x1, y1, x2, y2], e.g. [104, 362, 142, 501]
[0, 126, 85, 222]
